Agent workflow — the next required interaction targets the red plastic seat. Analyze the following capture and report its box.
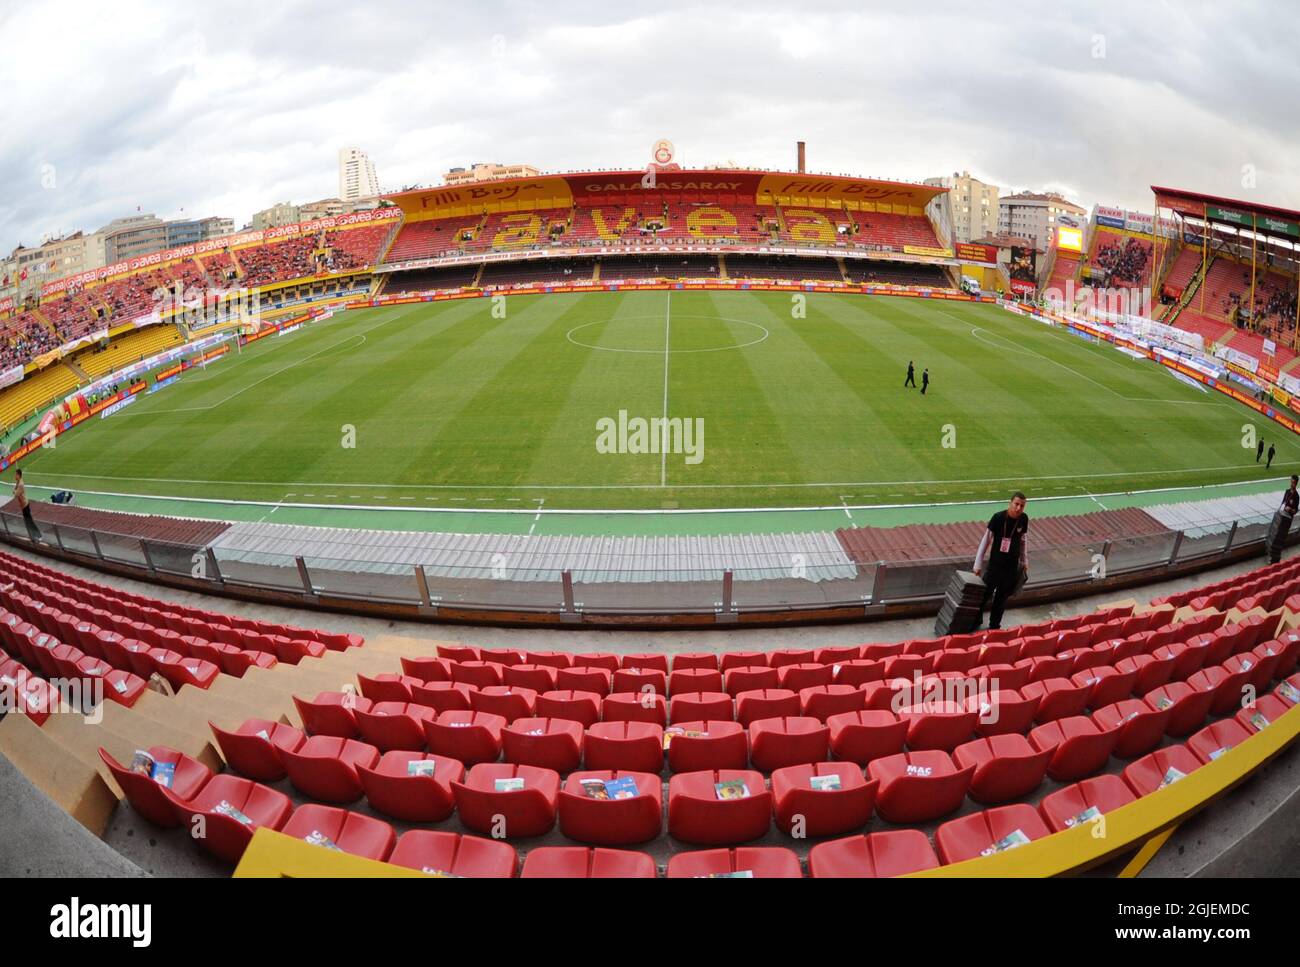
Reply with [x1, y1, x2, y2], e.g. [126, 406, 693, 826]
[502, 664, 558, 693]
[501, 717, 584, 772]
[583, 721, 664, 773]
[815, 646, 861, 667]
[1092, 699, 1172, 759]
[98, 746, 213, 827]
[936, 803, 1051, 864]
[436, 644, 480, 663]
[149, 650, 219, 691]
[933, 648, 981, 674]
[749, 716, 830, 771]
[970, 688, 1039, 737]
[1071, 665, 1138, 709]
[1235, 694, 1291, 734]
[281, 804, 395, 862]
[664, 720, 748, 772]
[558, 770, 663, 845]
[1187, 718, 1253, 765]
[555, 666, 612, 695]
[1022, 654, 1074, 683]
[210, 718, 305, 781]
[522, 650, 573, 670]
[1188, 663, 1252, 716]
[280, 734, 380, 803]
[799, 684, 866, 723]
[611, 667, 668, 697]
[521, 847, 657, 879]
[667, 847, 801, 878]
[357, 750, 463, 822]
[1156, 640, 1210, 682]
[668, 691, 733, 724]
[423, 710, 506, 765]
[1021, 678, 1091, 722]
[449, 660, 505, 688]
[667, 769, 771, 845]
[1029, 715, 1120, 782]
[571, 653, 620, 672]
[354, 701, 437, 752]
[671, 652, 719, 672]
[477, 648, 525, 667]
[400, 655, 453, 682]
[771, 762, 876, 837]
[470, 685, 538, 723]
[452, 763, 560, 838]
[410, 681, 476, 714]
[1039, 774, 1136, 832]
[668, 667, 723, 696]
[953, 734, 1051, 804]
[1116, 652, 1175, 695]
[620, 653, 669, 673]
[724, 666, 780, 697]
[867, 750, 974, 823]
[356, 672, 421, 703]
[292, 691, 371, 738]
[833, 659, 884, 688]
[601, 692, 667, 727]
[1231, 648, 1281, 695]
[1143, 681, 1214, 737]
[387, 829, 516, 877]
[536, 689, 602, 727]
[807, 830, 940, 878]
[827, 709, 909, 765]
[1121, 745, 1202, 797]
[164, 774, 292, 864]
[770, 648, 815, 669]
[898, 701, 978, 752]
[720, 651, 768, 671]
[735, 688, 800, 727]
[777, 662, 834, 692]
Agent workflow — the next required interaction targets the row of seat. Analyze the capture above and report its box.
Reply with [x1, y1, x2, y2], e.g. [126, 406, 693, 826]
[99, 669, 1298, 872]
[1, 550, 362, 653]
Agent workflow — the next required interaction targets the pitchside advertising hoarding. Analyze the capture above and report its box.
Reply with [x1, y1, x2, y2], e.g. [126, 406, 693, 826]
[1096, 205, 1126, 229]
[954, 242, 998, 264]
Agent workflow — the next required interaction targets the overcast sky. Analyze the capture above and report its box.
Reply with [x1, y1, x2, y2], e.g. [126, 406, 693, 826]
[1, 0, 1296, 256]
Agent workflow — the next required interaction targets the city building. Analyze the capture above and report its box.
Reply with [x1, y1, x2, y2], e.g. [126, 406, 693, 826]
[100, 215, 168, 264]
[339, 147, 380, 202]
[925, 171, 1000, 244]
[165, 216, 234, 248]
[444, 162, 541, 186]
[997, 191, 1088, 252]
[251, 202, 302, 231]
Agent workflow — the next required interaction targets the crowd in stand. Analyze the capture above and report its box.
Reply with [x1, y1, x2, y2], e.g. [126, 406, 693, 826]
[0, 319, 63, 370]
[1094, 237, 1151, 287]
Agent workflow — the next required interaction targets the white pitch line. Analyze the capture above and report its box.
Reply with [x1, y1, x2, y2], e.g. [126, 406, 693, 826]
[529, 498, 546, 535]
[661, 290, 671, 487]
[26, 461, 1291, 492]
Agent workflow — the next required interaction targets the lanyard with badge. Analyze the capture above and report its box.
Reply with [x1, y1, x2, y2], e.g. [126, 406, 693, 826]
[999, 517, 1017, 555]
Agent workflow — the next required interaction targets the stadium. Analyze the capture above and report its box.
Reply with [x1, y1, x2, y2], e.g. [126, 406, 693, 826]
[0, 4, 1296, 921]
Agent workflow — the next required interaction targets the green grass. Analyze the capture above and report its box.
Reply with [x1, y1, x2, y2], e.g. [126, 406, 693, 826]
[13, 289, 1298, 511]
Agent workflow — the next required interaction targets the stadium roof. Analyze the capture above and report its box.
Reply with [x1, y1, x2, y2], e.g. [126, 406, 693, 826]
[1152, 185, 1300, 239]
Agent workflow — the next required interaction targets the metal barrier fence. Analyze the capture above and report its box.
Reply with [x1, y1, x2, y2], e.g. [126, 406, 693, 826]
[0, 507, 1277, 619]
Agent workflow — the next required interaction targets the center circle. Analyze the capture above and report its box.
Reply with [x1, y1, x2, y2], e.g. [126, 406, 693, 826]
[566, 313, 770, 354]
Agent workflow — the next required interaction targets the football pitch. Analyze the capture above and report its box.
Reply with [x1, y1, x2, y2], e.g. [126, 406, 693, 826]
[15, 289, 1297, 512]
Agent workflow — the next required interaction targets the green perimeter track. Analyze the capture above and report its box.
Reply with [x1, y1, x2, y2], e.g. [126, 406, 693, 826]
[10, 290, 1298, 535]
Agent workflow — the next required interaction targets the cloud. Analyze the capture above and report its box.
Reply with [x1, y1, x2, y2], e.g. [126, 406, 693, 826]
[1, 0, 1297, 259]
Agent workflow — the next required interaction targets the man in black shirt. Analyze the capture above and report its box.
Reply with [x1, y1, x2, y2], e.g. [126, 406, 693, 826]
[973, 491, 1029, 630]
[904, 361, 916, 388]
[1267, 443, 1276, 469]
[921, 368, 930, 395]
[1268, 475, 1299, 564]
[1257, 439, 1264, 462]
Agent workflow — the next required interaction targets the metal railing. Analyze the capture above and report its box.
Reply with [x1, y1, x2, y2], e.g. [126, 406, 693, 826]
[0, 507, 1278, 620]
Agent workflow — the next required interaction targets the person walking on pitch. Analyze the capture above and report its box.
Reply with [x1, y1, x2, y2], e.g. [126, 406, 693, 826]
[904, 361, 916, 388]
[1257, 439, 1265, 462]
[1267, 443, 1276, 469]
[921, 368, 930, 395]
